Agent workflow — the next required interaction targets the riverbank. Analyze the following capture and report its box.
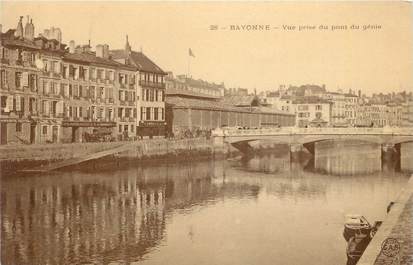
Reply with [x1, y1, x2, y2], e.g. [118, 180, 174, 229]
[0, 138, 231, 176]
[358, 174, 413, 265]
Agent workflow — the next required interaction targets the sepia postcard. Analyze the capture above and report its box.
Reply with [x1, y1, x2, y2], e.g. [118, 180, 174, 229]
[0, 1, 412, 265]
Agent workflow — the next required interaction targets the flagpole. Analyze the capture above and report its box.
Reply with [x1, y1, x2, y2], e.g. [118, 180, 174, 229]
[187, 54, 190, 78]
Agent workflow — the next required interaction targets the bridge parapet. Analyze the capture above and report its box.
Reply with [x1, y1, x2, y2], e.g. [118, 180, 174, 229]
[212, 127, 413, 137]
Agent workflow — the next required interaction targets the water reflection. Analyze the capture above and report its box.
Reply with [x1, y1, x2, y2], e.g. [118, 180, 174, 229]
[312, 141, 381, 175]
[1, 162, 259, 265]
[1, 142, 412, 265]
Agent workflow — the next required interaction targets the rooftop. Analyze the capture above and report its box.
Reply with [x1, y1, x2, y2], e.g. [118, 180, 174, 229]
[110, 50, 165, 74]
[63, 52, 136, 70]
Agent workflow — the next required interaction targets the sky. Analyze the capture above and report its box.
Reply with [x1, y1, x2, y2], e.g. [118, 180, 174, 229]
[1, 1, 413, 95]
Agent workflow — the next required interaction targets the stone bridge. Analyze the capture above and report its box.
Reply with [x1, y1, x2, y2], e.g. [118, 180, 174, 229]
[212, 127, 413, 155]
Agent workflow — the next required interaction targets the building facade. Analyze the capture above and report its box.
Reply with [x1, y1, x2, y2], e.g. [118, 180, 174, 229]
[293, 97, 332, 127]
[111, 37, 167, 138]
[1, 17, 167, 144]
[0, 16, 66, 145]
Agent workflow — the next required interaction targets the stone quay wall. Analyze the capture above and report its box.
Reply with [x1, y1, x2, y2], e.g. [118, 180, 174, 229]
[0, 138, 228, 175]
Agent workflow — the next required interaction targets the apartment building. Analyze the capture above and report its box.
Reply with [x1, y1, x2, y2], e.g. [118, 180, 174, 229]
[1, 16, 170, 144]
[293, 97, 332, 127]
[111, 37, 167, 138]
[1, 16, 66, 144]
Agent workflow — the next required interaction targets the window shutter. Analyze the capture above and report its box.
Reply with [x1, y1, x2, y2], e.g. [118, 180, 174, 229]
[56, 101, 63, 114]
[45, 101, 50, 114]
[105, 87, 109, 99]
[22, 72, 29, 87]
[5, 96, 13, 111]
[15, 96, 21, 111]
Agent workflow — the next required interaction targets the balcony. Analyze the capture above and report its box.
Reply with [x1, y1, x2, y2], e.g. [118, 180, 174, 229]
[23, 61, 36, 68]
[138, 80, 165, 89]
[128, 101, 135, 106]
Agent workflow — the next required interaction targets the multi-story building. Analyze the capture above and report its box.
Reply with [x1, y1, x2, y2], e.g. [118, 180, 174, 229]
[293, 97, 332, 127]
[387, 103, 403, 127]
[343, 93, 359, 126]
[166, 72, 224, 98]
[355, 103, 389, 127]
[111, 37, 167, 138]
[322, 91, 359, 126]
[322, 92, 346, 126]
[59, 41, 138, 142]
[1, 16, 168, 144]
[1, 16, 65, 144]
[402, 100, 413, 127]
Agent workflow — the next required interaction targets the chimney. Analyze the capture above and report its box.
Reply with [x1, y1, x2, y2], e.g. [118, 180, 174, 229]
[103, 44, 109, 59]
[15, 16, 24, 38]
[24, 16, 35, 40]
[96, 44, 104, 58]
[69, 40, 75, 53]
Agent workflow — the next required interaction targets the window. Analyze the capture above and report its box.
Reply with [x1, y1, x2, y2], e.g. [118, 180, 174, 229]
[315, 105, 322, 111]
[1, 70, 7, 89]
[1, 47, 8, 59]
[146, 107, 151, 120]
[16, 122, 22, 132]
[150, 90, 154, 102]
[42, 126, 48, 135]
[29, 74, 36, 91]
[89, 86, 95, 99]
[15, 72, 22, 88]
[316, 112, 322, 119]
[118, 108, 123, 118]
[141, 107, 145, 120]
[154, 107, 158, 120]
[124, 125, 128, 132]
[125, 108, 131, 118]
[161, 108, 164, 120]
[97, 69, 104, 80]
[90, 68, 96, 80]
[62, 65, 67, 79]
[50, 61, 56, 73]
[133, 108, 137, 118]
[1, 96, 7, 108]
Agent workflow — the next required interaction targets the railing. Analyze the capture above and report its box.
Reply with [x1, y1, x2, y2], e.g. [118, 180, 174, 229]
[213, 127, 413, 137]
[138, 80, 166, 89]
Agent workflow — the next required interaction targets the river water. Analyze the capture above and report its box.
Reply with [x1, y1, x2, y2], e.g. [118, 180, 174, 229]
[1, 141, 412, 265]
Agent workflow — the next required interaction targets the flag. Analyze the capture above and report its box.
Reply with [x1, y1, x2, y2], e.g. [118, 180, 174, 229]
[189, 48, 195, 57]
